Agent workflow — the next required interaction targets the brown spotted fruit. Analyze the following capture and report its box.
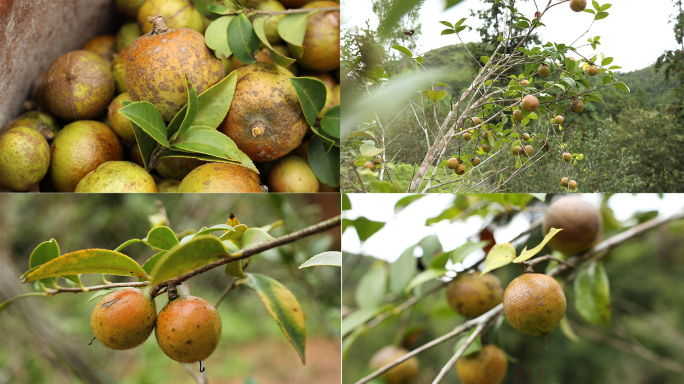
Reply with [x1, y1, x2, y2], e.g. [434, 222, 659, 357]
[90, 288, 157, 350]
[291, 1, 340, 71]
[82, 35, 116, 64]
[0, 111, 60, 141]
[456, 345, 508, 384]
[49, 120, 123, 192]
[503, 273, 566, 336]
[219, 62, 307, 162]
[155, 295, 222, 363]
[570, 0, 587, 12]
[137, 0, 204, 34]
[75, 161, 157, 193]
[108, 92, 136, 144]
[126, 15, 223, 122]
[570, 98, 584, 113]
[542, 195, 601, 255]
[44, 50, 115, 122]
[369, 345, 419, 384]
[446, 272, 503, 318]
[0, 127, 50, 191]
[268, 154, 319, 192]
[178, 163, 262, 193]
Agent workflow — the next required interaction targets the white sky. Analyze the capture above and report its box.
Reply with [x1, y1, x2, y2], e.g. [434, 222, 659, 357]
[342, 194, 684, 264]
[342, 0, 680, 72]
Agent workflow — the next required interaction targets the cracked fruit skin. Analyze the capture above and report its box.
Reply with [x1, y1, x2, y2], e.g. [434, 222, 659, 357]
[446, 272, 503, 318]
[126, 21, 223, 122]
[49, 120, 123, 192]
[90, 288, 157, 350]
[44, 50, 115, 122]
[542, 195, 601, 255]
[219, 62, 307, 162]
[108, 92, 136, 144]
[570, 0, 587, 12]
[369, 345, 419, 384]
[0, 127, 50, 191]
[137, 0, 204, 34]
[155, 296, 222, 363]
[291, 1, 340, 71]
[456, 345, 508, 384]
[178, 163, 262, 193]
[76, 161, 157, 192]
[268, 154, 319, 192]
[503, 273, 566, 336]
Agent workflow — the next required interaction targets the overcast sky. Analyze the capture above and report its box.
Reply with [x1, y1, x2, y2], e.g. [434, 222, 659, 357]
[342, 0, 680, 73]
[342, 194, 684, 264]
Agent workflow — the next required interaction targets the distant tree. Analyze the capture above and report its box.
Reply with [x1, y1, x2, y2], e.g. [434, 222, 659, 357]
[655, 0, 684, 122]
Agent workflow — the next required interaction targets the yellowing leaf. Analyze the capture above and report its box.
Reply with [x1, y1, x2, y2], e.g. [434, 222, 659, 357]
[150, 236, 230, 285]
[23, 249, 149, 282]
[481, 243, 516, 275]
[513, 228, 563, 263]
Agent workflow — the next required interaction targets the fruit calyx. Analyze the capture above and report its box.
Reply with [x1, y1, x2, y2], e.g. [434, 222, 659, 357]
[147, 15, 169, 36]
[252, 121, 266, 137]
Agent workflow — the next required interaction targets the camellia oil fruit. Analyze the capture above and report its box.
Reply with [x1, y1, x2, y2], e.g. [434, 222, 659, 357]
[369, 345, 420, 384]
[49, 120, 123, 192]
[155, 295, 222, 363]
[75, 161, 157, 193]
[155, 157, 204, 180]
[137, 0, 204, 34]
[255, 0, 286, 45]
[570, 0, 587, 12]
[542, 195, 601, 255]
[90, 288, 157, 350]
[521, 95, 539, 112]
[456, 345, 508, 384]
[0, 127, 50, 192]
[108, 92, 136, 144]
[44, 50, 115, 121]
[446, 272, 503, 318]
[503, 273, 566, 336]
[219, 62, 308, 162]
[291, 1, 340, 71]
[178, 163, 263, 193]
[126, 15, 223, 122]
[82, 35, 116, 64]
[268, 154, 319, 192]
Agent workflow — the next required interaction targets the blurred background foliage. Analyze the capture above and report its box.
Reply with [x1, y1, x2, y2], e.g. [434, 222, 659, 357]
[341, 194, 684, 384]
[0, 194, 341, 384]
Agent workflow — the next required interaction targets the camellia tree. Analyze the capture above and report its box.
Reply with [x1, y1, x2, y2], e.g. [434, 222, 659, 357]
[340, 0, 630, 193]
[0, 203, 341, 383]
[342, 193, 684, 384]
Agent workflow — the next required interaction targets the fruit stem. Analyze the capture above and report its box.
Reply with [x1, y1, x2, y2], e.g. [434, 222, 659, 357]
[251, 122, 265, 137]
[167, 285, 179, 301]
[148, 15, 169, 36]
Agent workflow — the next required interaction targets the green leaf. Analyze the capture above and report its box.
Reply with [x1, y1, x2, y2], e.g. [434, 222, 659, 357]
[481, 243, 516, 275]
[290, 77, 328, 126]
[205, 16, 234, 59]
[450, 240, 490, 264]
[342, 306, 388, 337]
[172, 75, 199, 139]
[23, 249, 149, 282]
[342, 194, 352, 211]
[278, 11, 314, 58]
[454, 329, 482, 357]
[118, 101, 170, 147]
[168, 71, 239, 136]
[418, 235, 442, 266]
[308, 136, 340, 186]
[130, 120, 158, 171]
[224, 259, 245, 278]
[355, 261, 387, 308]
[243, 273, 307, 363]
[575, 262, 611, 326]
[391, 45, 412, 58]
[253, 17, 296, 67]
[240, 228, 275, 250]
[298, 251, 341, 269]
[594, 11, 609, 20]
[601, 57, 613, 66]
[342, 217, 385, 241]
[140, 251, 166, 282]
[113, 239, 142, 252]
[422, 89, 446, 102]
[142, 226, 179, 251]
[172, 126, 240, 161]
[196, 224, 236, 237]
[615, 82, 630, 93]
[29, 239, 60, 285]
[321, 105, 340, 138]
[390, 246, 417, 296]
[513, 228, 563, 263]
[0, 293, 49, 313]
[150, 236, 230, 285]
[227, 14, 260, 64]
[480, 56, 490, 64]
[404, 268, 448, 294]
[559, 316, 580, 342]
[83, 289, 119, 308]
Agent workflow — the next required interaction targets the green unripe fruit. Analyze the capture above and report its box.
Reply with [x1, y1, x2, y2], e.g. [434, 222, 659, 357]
[513, 109, 523, 121]
[446, 272, 503, 318]
[156, 178, 181, 192]
[570, 98, 584, 113]
[569, 180, 578, 189]
[268, 154, 319, 192]
[537, 64, 550, 77]
[560, 177, 568, 187]
[471, 117, 482, 126]
[471, 157, 481, 166]
[155, 296, 222, 363]
[49, 120, 123, 192]
[156, 157, 204, 180]
[111, 48, 129, 94]
[570, 0, 587, 12]
[76, 161, 156, 192]
[178, 163, 263, 193]
[447, 157, 459, 169]
[115, 23, 142, 53]
[524, 145, 533, 157]
[481, 145, 492, 153]
[255, 0, 286, 45]
[44, 50, 115, 122]
[463, 132, 472, 141]
[542, 195, 601, 255]
[586, 65, 599, 76]
[521, 95, 539, 112]
[108, 92, 136, 144]
[0, 127, 50, 191]
[0, 111, 60, 141]
[127, 16, 222, 122]
[456, 345, 508, 384]
[138, 0, 204, 34]
[522, 133, 530, 141]
[369, 346, 420, 384]
[512, 146, 523, 156]
[90, 288, 156, 350]
[373, 155, 383, 164]
[503, 273, 566, 336]
[555, 115, 564, 124]
[562, 152, 572, 162]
